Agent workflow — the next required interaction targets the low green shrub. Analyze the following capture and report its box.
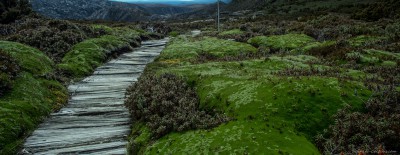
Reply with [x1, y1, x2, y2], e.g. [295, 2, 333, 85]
[303, 14, 383, 41]
[125, 73, 228, 140]
[168, 31, 179, 37]
[385, 21, 400, 42]
[248, 34, 316, 51]
[307, 40, 353, 59]
[345, 49, 400, 66]
[7, 27, 86, 62]
[348, 35, 387, 47]
[296, 41, 336, 54]
[316, 89, 400, 154]
[219, 29, 245, 36]
[352, 0, 400, 21]
[6, 18, 107, 63]
[92, 24, 114, 35]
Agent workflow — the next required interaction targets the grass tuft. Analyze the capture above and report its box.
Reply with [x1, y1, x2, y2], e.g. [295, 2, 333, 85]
[248, 34, 316, 51]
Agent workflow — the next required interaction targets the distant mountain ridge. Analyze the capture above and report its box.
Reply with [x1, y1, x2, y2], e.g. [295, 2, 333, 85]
[29, 0, 378, 22]
[29, 0, 200, 22]
[112, 0, 231, 5]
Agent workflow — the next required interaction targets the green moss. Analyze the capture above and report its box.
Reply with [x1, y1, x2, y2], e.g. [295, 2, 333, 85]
[57, 35, 133, 78]
[128, 123, 152, 155]
[248, 34, 316, 51]
[146, 120, 319, 155]
[348, 35, 386, 47]
[113, 27, 142, 42]
[360, 55, 380, 64]
[0, 41, 54, 75]
[0, 41, 69, 154]
[0, 73, 68, 153]
[297, 41, 336, 54]
[92, 24, 114, 34]
[57, 27, 145, 78]
[345, 69, 368, 79]
[168, 31, 179, 37]
[381, 61, 397, 67]
[219, 29, 244, 36]
[346, 49, 400, 66]
[159, 36, 257, 61]
[130, 50, 371, 154]
[364, 49, 400, 61]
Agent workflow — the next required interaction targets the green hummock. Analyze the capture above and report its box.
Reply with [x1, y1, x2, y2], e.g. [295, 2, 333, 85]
[0, 41, 68, 154]
[159, 36, 257, 62]
[248, 34, 316, 50]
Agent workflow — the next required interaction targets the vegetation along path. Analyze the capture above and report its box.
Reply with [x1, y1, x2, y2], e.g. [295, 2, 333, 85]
[22, 38, 169, 154]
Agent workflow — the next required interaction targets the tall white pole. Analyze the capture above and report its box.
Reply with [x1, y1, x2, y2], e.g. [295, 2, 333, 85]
[217, 0, 220, 32]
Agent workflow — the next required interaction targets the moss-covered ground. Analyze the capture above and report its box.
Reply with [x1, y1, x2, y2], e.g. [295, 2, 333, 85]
[158, 36, 257, 62]
[0, 41, 68, 154]
[127, 33, 392, 154]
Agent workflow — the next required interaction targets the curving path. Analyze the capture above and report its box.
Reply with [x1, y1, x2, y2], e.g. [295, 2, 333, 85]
[22, 38, 169, 155]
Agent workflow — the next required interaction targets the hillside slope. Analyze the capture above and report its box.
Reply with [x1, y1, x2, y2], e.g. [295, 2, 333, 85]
[30, 0, 196, 22]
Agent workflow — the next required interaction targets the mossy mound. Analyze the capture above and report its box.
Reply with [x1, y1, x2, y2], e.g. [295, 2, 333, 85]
[219, 29, 245, 36]
[56, 26, 151, 79]
[113, 27, 142, 42]
[92, 24, 114, 34]
[57, 34, 138, 78]
[346, 49, 400, 66]
[348, 35, 387, 47]
[159, 36, 257, 62]
[168, 31, 179, 37]
[248, 34, 316, 51]
[0, 41, 53, 75]
[0, 42, 67, 154]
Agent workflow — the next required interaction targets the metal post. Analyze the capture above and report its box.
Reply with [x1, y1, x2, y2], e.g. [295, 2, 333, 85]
[217, 0, 220, 32]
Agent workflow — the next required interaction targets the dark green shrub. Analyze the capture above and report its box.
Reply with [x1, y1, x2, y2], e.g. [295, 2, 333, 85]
[0, 49, 20, 96]
[307, 40, 353, 59]
[352, 0, 400, 21]
[125, 73, 228, 139]
[303, 14, 383, 41]
[385, 42, 400, 52]
[0, 0, 32, 24]
[316, 89, 400, 154]
[385, 21, 400, 42]
[0, 24, 15, 36]
[5, 18, 105, 63]
[7, 27, 86, 62]
[168, 31, 179, 37]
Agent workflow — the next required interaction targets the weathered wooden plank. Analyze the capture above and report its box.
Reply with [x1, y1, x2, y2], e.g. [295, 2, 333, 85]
[27, 141, 127, 155]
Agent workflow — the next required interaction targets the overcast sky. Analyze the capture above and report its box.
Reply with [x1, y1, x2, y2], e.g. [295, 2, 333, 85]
[111, 0, 231, 4]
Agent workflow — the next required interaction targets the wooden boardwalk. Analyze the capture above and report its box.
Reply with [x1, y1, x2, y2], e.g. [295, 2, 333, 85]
[22, 39, 168, 155]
